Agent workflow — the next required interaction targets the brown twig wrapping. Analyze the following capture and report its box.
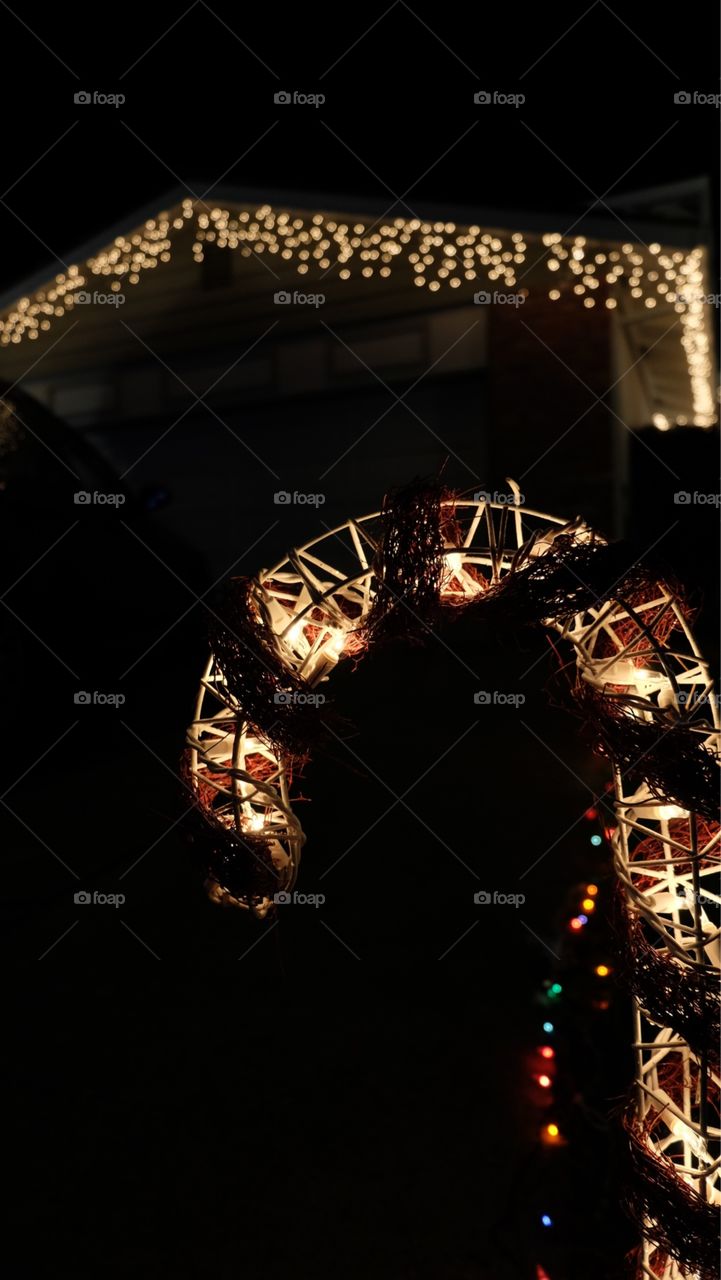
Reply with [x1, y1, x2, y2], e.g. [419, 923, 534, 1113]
[624, 1112, 721, 1280]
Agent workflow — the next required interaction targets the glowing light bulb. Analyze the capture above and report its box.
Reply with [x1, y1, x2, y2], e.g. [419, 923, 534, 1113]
[546, 1124, 559, 1139]
[328, 630, 347, 655]
[286, 620, 304, 647]
[543, 1022, 554, 1034]
[595, 964, 610, 977]
[581, 898, 595, 912]
[537, 1074, 552, 1089]
[540, 1046, 554, 1060]
[590, 834, 602, 846]
[441, 552, 465, 592]
[541, 1214, 553, 1227]
[570, 917, 583, 931]
[657, 804, 688, 820]
[586, 884, 598, 896]
[242, 813, 265, 833]
[549, 983, 562, 997]
[584, 807, 598, 820]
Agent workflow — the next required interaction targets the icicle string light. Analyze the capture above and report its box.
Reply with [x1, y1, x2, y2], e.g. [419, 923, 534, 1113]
[186, 482, 719, 1276]
[1, 199, 716, 426]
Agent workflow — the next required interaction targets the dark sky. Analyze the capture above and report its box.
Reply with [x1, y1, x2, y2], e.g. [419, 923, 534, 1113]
[1, 1, 718, 288]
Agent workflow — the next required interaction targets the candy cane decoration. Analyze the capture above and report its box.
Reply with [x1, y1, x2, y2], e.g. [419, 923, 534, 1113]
[186, 485, 719, 1275]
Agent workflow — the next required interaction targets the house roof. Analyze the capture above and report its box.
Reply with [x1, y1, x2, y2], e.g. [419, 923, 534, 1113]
[0, 177, 712, 315]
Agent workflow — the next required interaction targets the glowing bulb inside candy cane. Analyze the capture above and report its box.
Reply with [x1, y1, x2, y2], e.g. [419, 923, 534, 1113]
[656, 804, 689, 820]
[243, 813, 265, 833]
[441, 550, 483, 598]
[284, 619, 305, 651]
[328, 629, 347, 655]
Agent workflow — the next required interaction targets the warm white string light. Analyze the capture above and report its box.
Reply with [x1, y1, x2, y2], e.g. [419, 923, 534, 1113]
[1, 199, 716, 427]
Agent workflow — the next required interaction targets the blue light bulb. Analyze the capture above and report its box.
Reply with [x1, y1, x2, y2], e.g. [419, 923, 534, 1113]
[590, 834, 602, 846]
[543, 1021, 554, 1034]
[541, 1213, 553, 1227]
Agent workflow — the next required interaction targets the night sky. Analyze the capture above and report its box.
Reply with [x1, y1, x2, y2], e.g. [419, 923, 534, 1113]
[2, 5, 719, 1278]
